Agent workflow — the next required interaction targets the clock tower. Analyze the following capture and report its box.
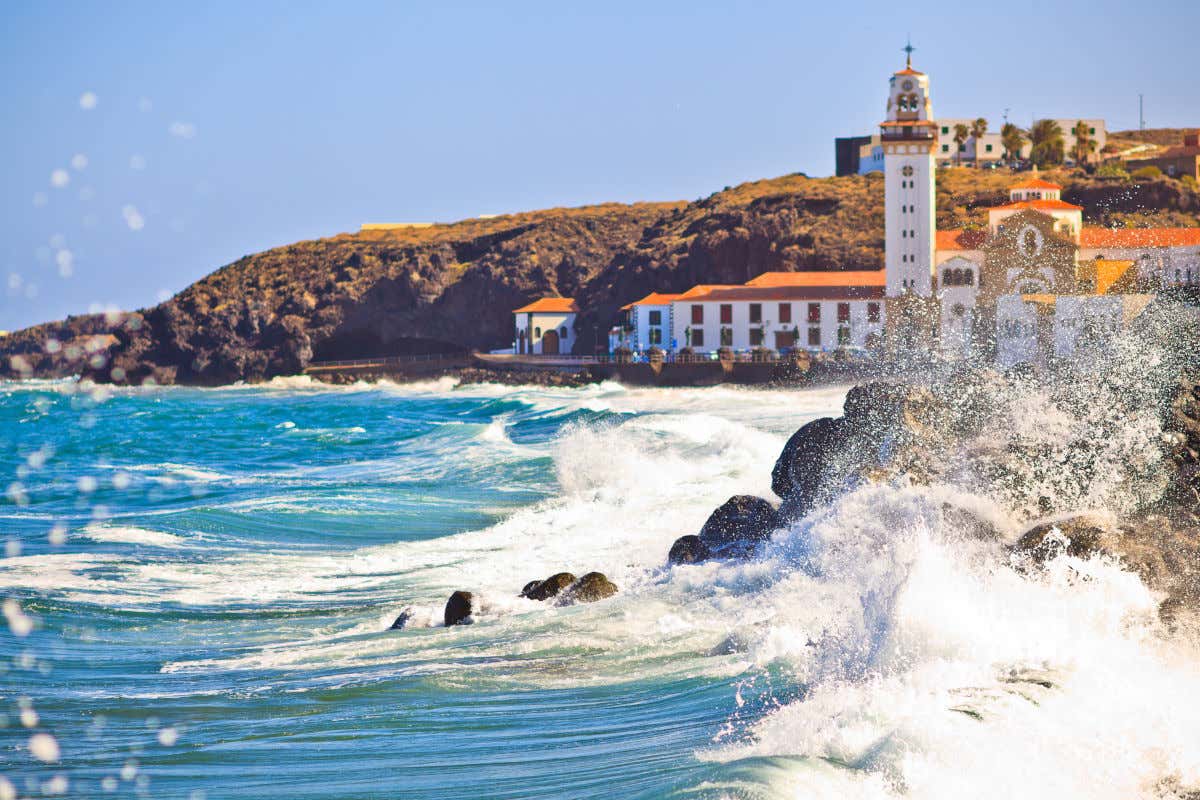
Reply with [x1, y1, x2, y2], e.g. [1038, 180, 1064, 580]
[882, 44, 938, 298]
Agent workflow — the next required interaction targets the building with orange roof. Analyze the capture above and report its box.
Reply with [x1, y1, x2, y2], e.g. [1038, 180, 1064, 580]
[512, 297, 578, 355]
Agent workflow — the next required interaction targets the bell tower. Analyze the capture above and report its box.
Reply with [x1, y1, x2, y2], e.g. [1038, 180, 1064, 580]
[883, 42, 938, 298]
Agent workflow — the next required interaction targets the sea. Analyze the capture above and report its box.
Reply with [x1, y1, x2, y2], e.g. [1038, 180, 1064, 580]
[3, 376, 1200, 799]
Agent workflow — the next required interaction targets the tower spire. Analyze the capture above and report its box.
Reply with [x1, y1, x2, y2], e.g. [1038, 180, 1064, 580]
[903, 36, 915, 69]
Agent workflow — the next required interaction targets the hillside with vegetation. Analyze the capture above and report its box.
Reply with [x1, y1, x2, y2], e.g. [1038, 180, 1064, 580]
[4, 151, 1200, 384]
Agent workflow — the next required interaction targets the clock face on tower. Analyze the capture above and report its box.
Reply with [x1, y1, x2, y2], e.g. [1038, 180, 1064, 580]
[902, 80, 914, 91]
[902, 165, 914, 176]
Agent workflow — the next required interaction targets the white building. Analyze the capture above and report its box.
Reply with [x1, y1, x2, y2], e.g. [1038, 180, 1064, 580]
[665, 272, 886, 353]
[619, 292, 682, 351]
[512, 297, 578, 355]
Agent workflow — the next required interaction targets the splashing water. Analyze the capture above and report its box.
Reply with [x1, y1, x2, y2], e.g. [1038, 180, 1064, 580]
[1, 363, 1199, 798]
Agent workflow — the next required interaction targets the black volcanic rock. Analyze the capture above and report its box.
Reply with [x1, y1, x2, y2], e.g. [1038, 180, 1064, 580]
[698, 495, 780, 558]
[667, 535, 711, 565]
[444, 591, 475, 627]
[520, 572, 577, 601]
[559, 572, 618, 604]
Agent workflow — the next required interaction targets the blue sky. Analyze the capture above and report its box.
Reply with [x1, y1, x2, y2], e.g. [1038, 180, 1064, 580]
[3, 0, 1198, 330]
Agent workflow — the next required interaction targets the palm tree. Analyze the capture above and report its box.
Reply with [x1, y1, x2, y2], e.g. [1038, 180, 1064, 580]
[953, 123, 970, 167]
[970, 117, 988, 167]
[1030, 119, 1065, 168]
[1071, 120, 1097, 168]
[1001, 123, 1027, 164]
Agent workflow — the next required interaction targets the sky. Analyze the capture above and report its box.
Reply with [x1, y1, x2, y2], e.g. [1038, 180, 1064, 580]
[3, 0, 1199, 331]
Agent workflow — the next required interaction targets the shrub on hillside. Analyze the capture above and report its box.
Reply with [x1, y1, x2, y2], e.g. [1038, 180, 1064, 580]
[1132, 165, 1165, 180]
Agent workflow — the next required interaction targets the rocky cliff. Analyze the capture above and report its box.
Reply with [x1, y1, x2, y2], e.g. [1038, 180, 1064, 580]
[4, 167, 1200, 385]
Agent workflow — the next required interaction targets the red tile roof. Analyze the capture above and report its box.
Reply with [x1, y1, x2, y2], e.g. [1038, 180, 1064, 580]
[700, 285, 886, 302]
[1079, 227, 1200, 249]
[936, 229, 988, 250]
[745, 270, 886, 288]
[1010, 178, 1063, 191]
[512, 297, 578, 314]
[620, 292, 682, 310]
[676, 284, 736, 300]
[993, 199, 1083, 212]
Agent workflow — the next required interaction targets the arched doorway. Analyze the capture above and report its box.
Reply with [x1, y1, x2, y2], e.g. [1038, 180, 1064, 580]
[541, 329, 560, 355]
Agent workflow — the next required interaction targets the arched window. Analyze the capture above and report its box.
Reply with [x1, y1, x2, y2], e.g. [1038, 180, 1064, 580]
[942, 269, 953, 286]
[964, 270, 974, 286]
[534, 327, 541, 338]
[560, 326, 568, 339]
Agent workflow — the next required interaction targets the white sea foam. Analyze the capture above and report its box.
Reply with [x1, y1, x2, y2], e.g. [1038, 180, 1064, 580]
[83, 523, 185, 548]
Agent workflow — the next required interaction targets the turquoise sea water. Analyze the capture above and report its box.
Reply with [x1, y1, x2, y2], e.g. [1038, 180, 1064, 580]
[0, 378, 846, 799]
[6, 376, 1200, 799]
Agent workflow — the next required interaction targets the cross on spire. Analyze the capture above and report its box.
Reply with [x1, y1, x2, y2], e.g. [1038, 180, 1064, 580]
[903, 37, 915, 69]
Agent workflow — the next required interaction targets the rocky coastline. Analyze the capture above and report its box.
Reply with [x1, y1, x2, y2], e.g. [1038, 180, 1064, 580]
[415, 358, 1200, 633]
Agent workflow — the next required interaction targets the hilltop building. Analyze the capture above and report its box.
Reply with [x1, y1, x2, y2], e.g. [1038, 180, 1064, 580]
[515, 50, 1198, 366]
[1125, 131, 1200, 180]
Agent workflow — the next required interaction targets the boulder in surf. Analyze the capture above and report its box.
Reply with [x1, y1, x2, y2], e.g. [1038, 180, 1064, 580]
[444, 590, 476, 626]
[558, 572, 618, 604]
[520, 572, 577, 601]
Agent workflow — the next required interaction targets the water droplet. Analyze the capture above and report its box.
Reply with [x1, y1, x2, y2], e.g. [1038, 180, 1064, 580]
[70, 153, 88, 170]
[156, 727, 178, 746]
[122, 205, 145, 231]
[48, 523, 68, 546]
[168, 121, 197, 139]
[77, 476, 98, 494]
[28, 732, 59, 762]
[50, 169, 69, 188]
[79, 91, 98, 110]
[2, 600, 33, 637]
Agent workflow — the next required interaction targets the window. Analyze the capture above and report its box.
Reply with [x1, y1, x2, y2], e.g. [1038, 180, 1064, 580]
[808, 327, 821, 347]
[941, 126, 949, 134]
[838, 326, 851, 346]
[807, 303, 821, 323]
[648, 310, 662, 325]
[534, 327, 541, 337]
[985, 144, 993, 153]
[837, 302, 850, 323]
[720, 327, 733, 347]
[867, 302, 881, 323]
[649, 328, 662, 345]
[1089, 127, 1096, 135]
[902, 230, 907, 238]
[691, 304, 703, 325]
[691, 329, 704, 348]
[778, 303, 791, 323]
[719, 304, 732, 324]
[749, 328, 764, 346]
[942, 144, 950, 153]
[749, 303, 762, 323]
[964, 270, 974, 286]
[561, 326, 568, 339]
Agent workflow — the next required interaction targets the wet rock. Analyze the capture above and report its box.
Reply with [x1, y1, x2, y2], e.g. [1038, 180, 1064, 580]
[771, 417, 846, 508]
[444, 590, 476, 626]
[520, 572, 577, 601]
[667, 534, 711, 565]
[390, 608, 414, 630]
[1011, 516, 1110, 566]
[559, 572, 618, 604]
[698, 495, 780, 558]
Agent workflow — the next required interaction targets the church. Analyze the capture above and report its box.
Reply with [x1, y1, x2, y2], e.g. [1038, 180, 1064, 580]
[878, 48, 1200, 366]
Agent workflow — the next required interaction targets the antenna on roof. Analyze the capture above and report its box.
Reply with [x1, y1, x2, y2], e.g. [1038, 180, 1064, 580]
[903, 36, 915, 69]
